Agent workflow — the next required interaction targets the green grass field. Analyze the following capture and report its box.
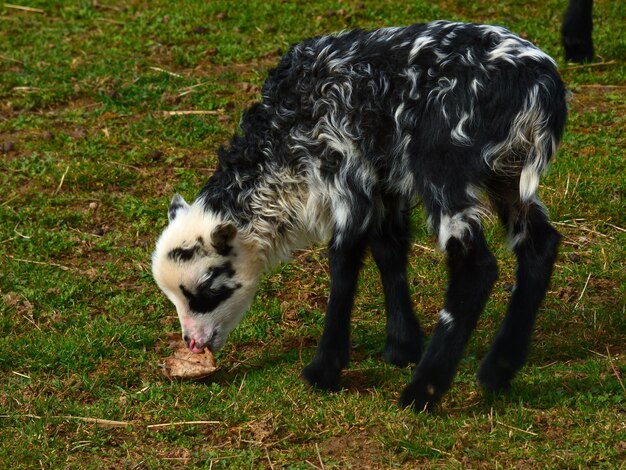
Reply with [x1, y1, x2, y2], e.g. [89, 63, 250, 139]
[1, 0, 624, 467]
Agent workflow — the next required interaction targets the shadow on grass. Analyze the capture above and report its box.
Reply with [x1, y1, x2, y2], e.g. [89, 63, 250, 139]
[473, 371, 624, 415]
[179, 330, 623, 415]
[187, 334, 409, 397]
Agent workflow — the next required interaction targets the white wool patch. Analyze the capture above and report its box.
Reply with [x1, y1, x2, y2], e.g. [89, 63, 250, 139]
[394, 103, 406, 128]
[479, 24, 556, 68]
[437, 207, 484, 251]
[439, 309, 454, 328]
[451, 111, 473, 145]
[487, 38, 525, 64]
[372, 26, 403, 42]
[333, 198, 351, 233]
[393, 171, 415, 199]
[409, 34, 436, 61]
[470, 78, 483, 96]
[244, 167, 332, 266]
[402, 67, 421, 100]
[519, 165, 541, 202]
[426, 77, 458, 123]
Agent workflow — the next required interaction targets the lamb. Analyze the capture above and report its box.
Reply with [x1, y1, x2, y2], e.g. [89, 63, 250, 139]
[152, 21, 567, 410]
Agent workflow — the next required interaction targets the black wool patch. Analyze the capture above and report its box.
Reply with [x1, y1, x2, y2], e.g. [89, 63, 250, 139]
[180, 262, 241, 314]
[168, 240, 209, 262]
[168, 246, 199, 262]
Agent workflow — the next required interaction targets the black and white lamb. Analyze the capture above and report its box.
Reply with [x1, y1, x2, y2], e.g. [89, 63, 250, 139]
[152, 20, 567, 410]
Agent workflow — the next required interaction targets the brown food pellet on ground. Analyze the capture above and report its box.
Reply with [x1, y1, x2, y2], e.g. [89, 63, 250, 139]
[162, 341, 218, 379]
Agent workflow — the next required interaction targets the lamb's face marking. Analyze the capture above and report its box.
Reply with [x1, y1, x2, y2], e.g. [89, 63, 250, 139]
[152, 195, 263, 354]
[179, 261, 242, 314]
[167, 237, 208, 262]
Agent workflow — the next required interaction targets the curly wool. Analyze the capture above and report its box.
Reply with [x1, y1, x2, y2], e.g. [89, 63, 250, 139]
[199, 20, 567, 264]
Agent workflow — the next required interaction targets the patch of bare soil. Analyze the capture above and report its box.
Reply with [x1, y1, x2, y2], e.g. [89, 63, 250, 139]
[341, 369, 382, 394]
[194, 53, 281, 78]
[2, 291, 34, 317]
[0, 128, 55, 162]
[319, 427, 388, 468]
[568, 85, 626, 115]
[246, 414, 277, 444]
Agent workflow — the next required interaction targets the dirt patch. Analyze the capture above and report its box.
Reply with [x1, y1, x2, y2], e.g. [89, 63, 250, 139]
[568, 85, 626, 115]
[2, 291, 34, 317]
[194, 54, 281, 79]
[0, 129, 55, 161]
[157, 447, 193, 465]
[246, 413, 277, 444]
[341, 369, 381, 393]
[319, 427, 387, 468]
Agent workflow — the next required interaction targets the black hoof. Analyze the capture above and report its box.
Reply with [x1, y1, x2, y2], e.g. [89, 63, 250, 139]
[477, 357, 515, 394]
[383, 339, 423, 367]
[300, 361, 341, 392]
[398, 380, 441, 412]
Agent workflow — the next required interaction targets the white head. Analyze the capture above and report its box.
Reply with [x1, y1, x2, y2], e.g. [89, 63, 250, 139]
[152, 195, 264, 354]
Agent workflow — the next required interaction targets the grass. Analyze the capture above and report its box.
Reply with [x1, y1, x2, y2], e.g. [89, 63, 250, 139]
[1, 0, 624, 467]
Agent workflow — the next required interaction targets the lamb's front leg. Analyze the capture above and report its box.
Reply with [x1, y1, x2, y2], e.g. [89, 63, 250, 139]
[301, 237, 367, 391]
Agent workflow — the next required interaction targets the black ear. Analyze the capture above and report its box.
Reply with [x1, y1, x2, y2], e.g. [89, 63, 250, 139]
[211, 223, 237, 255]
[168, 194, 190, 222]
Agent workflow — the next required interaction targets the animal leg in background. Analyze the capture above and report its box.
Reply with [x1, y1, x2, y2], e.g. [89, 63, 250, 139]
[562, 0, 594, 63]
[370, 205, 424, 367]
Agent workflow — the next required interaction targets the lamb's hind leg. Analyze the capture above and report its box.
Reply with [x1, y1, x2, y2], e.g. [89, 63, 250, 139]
[301, 235, 368, 391]
[370, 206, 423, 367]
[399, 207, 498, 411]
[478, 199, 561, 392]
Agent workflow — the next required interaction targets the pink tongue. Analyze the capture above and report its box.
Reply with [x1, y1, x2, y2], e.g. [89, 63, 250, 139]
[188, 339, 204, 354]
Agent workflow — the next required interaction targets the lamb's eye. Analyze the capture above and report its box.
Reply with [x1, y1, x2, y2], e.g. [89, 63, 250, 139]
[198, 268, 215, 289]
[201, 284, 219, 297]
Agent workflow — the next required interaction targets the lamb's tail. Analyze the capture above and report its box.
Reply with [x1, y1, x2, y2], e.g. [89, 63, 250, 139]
[482, 74, 568, 203]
